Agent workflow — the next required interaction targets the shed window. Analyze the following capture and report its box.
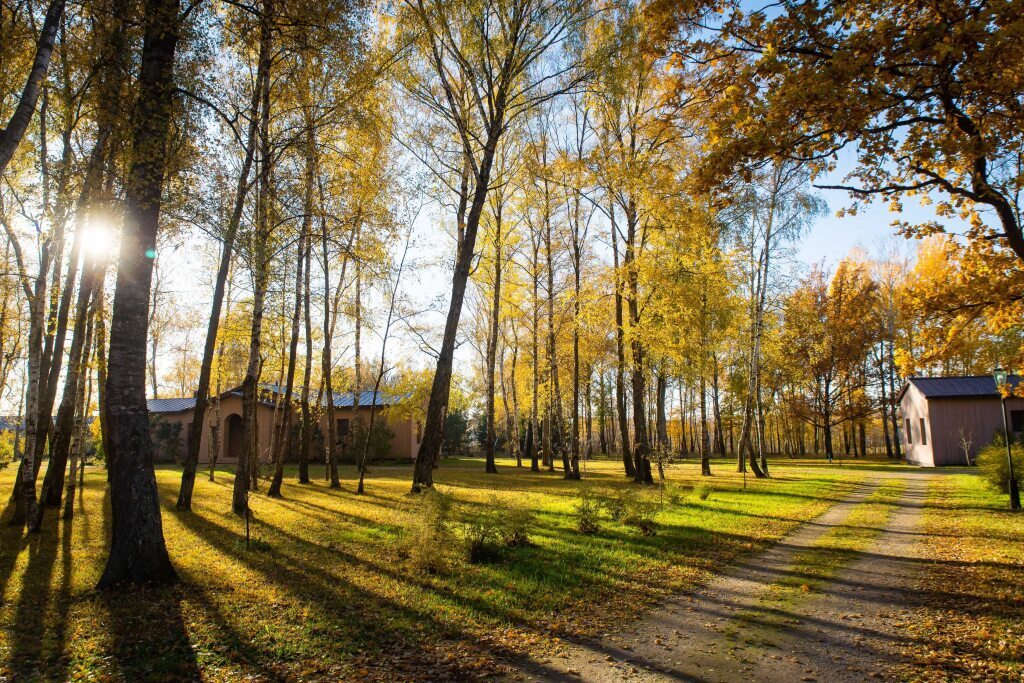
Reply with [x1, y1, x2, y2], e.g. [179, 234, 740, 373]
[905, 419, 912, 445]
[1012, 410, 1024, 433]
[919, 418, 927, 446]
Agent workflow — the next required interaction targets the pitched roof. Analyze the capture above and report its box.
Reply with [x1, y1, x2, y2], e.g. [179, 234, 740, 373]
[259, 383, 406, 408]
[0, 416, 23, 431]
[147, 397, 197, 413]
[899, 375, 1021, 401]
[331, 390, 407, 408]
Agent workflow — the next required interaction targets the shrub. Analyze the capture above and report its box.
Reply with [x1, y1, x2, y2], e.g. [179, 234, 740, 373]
[499, 500, 535, 547]
[398, 489, 456, 574]
[665, 484, 684, 506]
[464, 497, 532, 565]
[976, 435, 1024, 494]
[621, 495, 659, 536]
[350, 417, 395, 462]
[460, 496, 535, 563]
[603, 490, 630, 521]
[0, 429, 15, 469]
[149, 416, 183, 462]
[694, 482, 712, 501]
[463, 515, 502, 563]
[575, 491, 601, 534]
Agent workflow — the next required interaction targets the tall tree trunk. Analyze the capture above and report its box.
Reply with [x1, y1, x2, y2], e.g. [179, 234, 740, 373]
[178, 30, 265, 509]
[711, 354, 725, 455]
[299, 233, 313, 484]
[412, 119, 505, 490]
[484, 206, 502, 474]
[887, 341, 902, 459]
[879, 354, 893, 459]
[544, 205, 571, 479]
[597, 371, 608, 455]
[609, 204, 634, 478]
[623, 205, 652, 485]
[0, 0, 66, 178]
[297, 117, 316, 484]
[321, 208, 353, 489]
[700, 372, 711, 476]
[63, 291, 97, 520]
[511, 342, 521, 466]
[678, 383, 687, 456]
[268, 210, 307, 497]
[234, 9, 273, 516]
[528, 238, 540, 473]
[208, 276, 232, 481]
[353, 235, 362, 464]
[8, 239, 50, 528]
[34, 255, 104, 524]
[655, 373, 668, 449]
[570, 229, 582, 480]
[96, 0, 181, 586]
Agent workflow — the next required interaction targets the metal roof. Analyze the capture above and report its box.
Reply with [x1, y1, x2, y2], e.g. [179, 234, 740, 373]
[331, 390, 406, 408]
[900, 375, 1021, 401]
[147, 397, 197, 413]
[0, 416, 23, 431]
[148, 386, 409, 414]
[260, 383, 407, 408]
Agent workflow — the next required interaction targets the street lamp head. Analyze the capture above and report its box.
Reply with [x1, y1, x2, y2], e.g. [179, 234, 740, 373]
[994, 366, 1008, 387]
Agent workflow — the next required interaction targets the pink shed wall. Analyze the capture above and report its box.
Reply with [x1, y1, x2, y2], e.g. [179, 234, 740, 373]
[900, 384, 1024, 466]
[900, 384, 934, 466]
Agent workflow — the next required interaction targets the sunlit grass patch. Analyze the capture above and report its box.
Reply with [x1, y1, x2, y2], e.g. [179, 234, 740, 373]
[0, 456, 877, 680]
[895, 474, 1024, 682]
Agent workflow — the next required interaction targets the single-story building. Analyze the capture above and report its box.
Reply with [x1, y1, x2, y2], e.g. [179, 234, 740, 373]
[147, 384, 421, 464]
[897, 375, 1024, 466]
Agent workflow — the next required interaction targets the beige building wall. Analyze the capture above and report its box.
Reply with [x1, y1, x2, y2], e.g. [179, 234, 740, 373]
[151, 397, 421, 463]
[316, 406, 420, 460]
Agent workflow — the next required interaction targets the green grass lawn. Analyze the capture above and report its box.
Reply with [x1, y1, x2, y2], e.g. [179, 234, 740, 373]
[0, 456, 894, 681]
[895, 473, 1024, 682]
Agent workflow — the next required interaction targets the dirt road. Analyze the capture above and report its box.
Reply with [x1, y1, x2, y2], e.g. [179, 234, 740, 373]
[507, 471, 937, 683]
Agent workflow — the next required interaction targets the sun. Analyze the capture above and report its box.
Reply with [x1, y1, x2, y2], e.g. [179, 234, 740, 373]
[81, 216, 116, 260]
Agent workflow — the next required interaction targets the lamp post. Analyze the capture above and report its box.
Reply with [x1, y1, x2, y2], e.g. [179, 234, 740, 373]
[993, 367, 1021, 511]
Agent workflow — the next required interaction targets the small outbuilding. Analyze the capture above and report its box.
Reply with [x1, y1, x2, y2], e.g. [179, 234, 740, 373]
[897, 375, 1024, 466]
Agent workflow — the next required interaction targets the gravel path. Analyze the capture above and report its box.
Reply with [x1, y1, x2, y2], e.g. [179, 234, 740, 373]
[506, 471, 937, 683]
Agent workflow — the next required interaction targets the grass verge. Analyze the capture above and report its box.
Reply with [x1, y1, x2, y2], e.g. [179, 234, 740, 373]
[0, 457, 870, 681]
[894, 474, 1024, 682]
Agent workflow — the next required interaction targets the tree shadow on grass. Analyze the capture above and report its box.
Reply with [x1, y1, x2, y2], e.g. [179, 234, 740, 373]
[5, 521, 60, 677]
[165, 500, 511, 681]
[95, 584, 200, 682]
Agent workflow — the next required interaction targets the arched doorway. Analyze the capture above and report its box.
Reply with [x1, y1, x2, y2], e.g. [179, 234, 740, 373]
[225, 414, 243, 462]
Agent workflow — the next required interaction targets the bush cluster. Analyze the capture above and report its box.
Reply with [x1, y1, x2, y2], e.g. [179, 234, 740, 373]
[461, 496, 536, 564]
[398, 489, 456, 574]
[976, 435, 1024, 494]
[0, 429, 15, 469]
[574, 491, 601, 534]
[574, 488, 661, 536]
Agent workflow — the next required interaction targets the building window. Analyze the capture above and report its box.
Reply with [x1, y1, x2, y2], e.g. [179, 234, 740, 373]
[1012, 410, 1024, 433]
[905, 418, 912, 445]
[337, 419, 350, 441]
[919, 418, 927, 446]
